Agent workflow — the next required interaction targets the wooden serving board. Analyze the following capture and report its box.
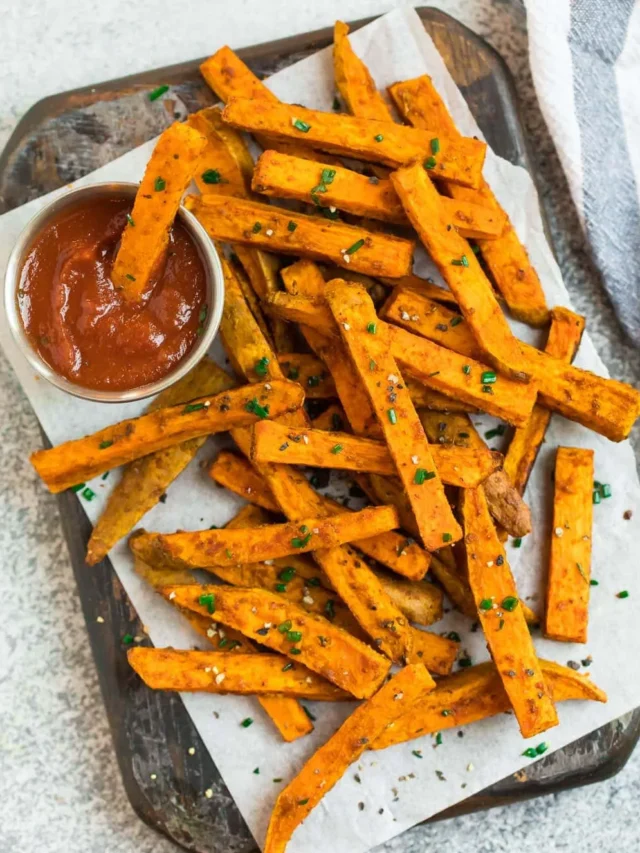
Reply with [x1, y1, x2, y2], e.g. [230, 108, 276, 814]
[2, 8, 639, 853]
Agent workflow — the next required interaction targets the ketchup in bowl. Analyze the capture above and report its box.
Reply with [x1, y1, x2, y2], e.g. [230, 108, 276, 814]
[17, 194, 208, 392]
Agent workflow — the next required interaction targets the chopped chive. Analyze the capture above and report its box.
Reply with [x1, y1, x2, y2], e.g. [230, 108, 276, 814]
[71, 483, 86, 493]
[590, 579, 599, 586]
[99, 439, 113, 449]
[273, 778, 283, 783]
[198, 593, 215, 614]
[442, 532, 452, 543]
[82, 487, 96, 501]
[290, 648, 302, 655]
[462, 364, 471, 375]
[154, 177, 166, 191]
[253, 767, 260, 774]
[435, 732, 443, 746]
[307, 577, 321, 587]
[321, 168, 336, 185]
[536, 742, 549, 755]
[255, 356, 270, 377]
[282, 662, 293, 671]
[450, 316, 463, 327]
[148, 84, 169, 101]
[345, 238, 365, 255]
[245, 398, 270, 419]
[374, 134, 384, 142]
[286, 628, 302, 642]
[324, 599, 336, 620]
[252, 221, 262, 233]
[441, 709, 452, 717]
[126, 214, 135, 227]
[122, 633, 134, 645]
[617, 590, 630, 599]
[412, 750, 423, 758]
[498, 618, 505, 630]
[199, 304, 208, 323]
[601, 483, 612, 498]
[387, 408, 397, 425]
[414, 468, 436, 485]
[101, 472, 109, 480]
[461, 254, 469, 267]
[446, 631, 461, 642]
[369, 359, 377, 371]
[291, 532, 312, 548]
[501, 596, 519, 612]
[484, 425, 506, 440]
[479, 599, 493, 611]
[293, 118, 311, 132]
[430, 138, 440, 154]
[522, 747, 537, 758]
[302, 705, 316, 721]
[287, 220, 298, 232]
[218, 638, 229, 648]
[275, 583, 287, 592]
[481, 371, 497, 384]
[201, 169, 223, 184]
[278, 620, 292, 633]
[183, 402, 206, 413]
[331, 444, 343, 455]
[366, 322, 377, 334]
[225, 549, 233, 559]
[278, 567, 296, 582]
[125, 273, 136, 281]
[297, 798, 310, 806]
[593, 490, 601, 505]
[513, 537, 522, 548]
[424, 156, 437, 170]
[240, 718, 254, 728]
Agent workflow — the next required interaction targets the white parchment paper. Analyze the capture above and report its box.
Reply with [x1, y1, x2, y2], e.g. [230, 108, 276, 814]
[1, 9, 639, 853]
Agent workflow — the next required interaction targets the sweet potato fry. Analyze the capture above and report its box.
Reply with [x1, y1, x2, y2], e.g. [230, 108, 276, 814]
[460, 486, 558, 737]
[86, 359, 235, 565]
[406, 379, 478, 413]
[382, 285, 640, 441]
[222, 97, 487, 187]
[209, 450, 280, 512]
[209, 451, 436, 589]
[545, 447, 594, 643]
[372, 659, 606, 750]
[130, 505, 399, 570]
[504, 307, 585, 493]
[136, 555, 314, 740]
[378, 273, 457, 305]
[391, 162, 531, 381]
[333, 21, 394, 121]
[128, 647, 350, 700]
[266, 292, 539, 425]
[112, 122, 208, 300]
[161, 585, 390, 699]
[388, 74, 549, 326]
[253, 150, 506, 238]
[186, 106, 256, 197]
[186, 193, 414, 278]
[251, 420, 501, 486]
[280, 259, 327, 297]
[325, 280, 463, 550]
[276, 353, 337, 398]
[380, 284, 482, 360]
[31, 380, 303, 494]
[263, 664, 435, 853]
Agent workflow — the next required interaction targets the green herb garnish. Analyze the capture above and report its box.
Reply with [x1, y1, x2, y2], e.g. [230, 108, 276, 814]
[293, 118, 311, 132]
[148, 84, 169, 101]
[99, 439, 113, 450]
[198, 593, 216, 614]
[245, 398, 270, 419]
[201, 169, 223, 184]
[154, 177, 166, 191]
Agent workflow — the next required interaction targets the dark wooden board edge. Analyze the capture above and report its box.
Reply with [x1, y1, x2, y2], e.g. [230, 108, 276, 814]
[3, 7, 636, 851]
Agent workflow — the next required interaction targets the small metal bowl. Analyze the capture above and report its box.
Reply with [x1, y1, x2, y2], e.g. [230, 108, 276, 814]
[4, 181, 224, 403]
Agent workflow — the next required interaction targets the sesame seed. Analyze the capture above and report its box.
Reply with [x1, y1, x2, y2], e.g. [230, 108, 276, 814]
[411, 455, 420, 464]
[188, 747, 195, 755]
[387, 374, 399, 384]
[486, 560, 493, 567]
[150, 773, 157, 780]
[264, 383, 272, 391]
[410, 314, 420, 322]
[343, 323, 351, 331]
[134, 635, 143, 643]
[302, 435, 309, 444]
[219, 628, 226, 638]
[204, 788, 213, 798]
[264, 560, 274, 565]
[206, 627, 216, 637]
[204, 667, 211, 673]
[303, 595, 314, 605]
[265, 229, 274, 237]
[169, 592, 176, 600]
[263, 622, 272, 629]
[212, 666, 219, 674]
[215, 673, 226, 684]
[555, 527, 564, 537]
[313, 527, 319, 534]
[467, 763, 474, 772]
[251, 607, 257, 614]
[401, 311, 410, 321]
[329, 206, 337, 213]
[343, 254, 351, 264]
[96, 616, 104, 623]
[306, 677, 313, 684]
[394, 692, 404, 701]
[204, 400, 210, 408]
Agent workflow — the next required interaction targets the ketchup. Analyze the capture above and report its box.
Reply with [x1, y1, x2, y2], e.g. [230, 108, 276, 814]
[17, 195, 207, 391]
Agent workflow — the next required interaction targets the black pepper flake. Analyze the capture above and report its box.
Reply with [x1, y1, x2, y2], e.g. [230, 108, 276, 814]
[496, 555, 504, 566]
[435, 770, 446, 781]
[506, 670, 516, 678]
[279, 442, 289, 451]
[354, 773, 361, 783]
[359, 737, 369, 745]
[525, 668, 535, 677]
[159, 493, 167, 504]
[436, 323, 448, 332]
[358, 802, 365, 811]
[256, 627, 269, 636]
[378, 808, 384, 815]
[567, 660, 580, 671]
